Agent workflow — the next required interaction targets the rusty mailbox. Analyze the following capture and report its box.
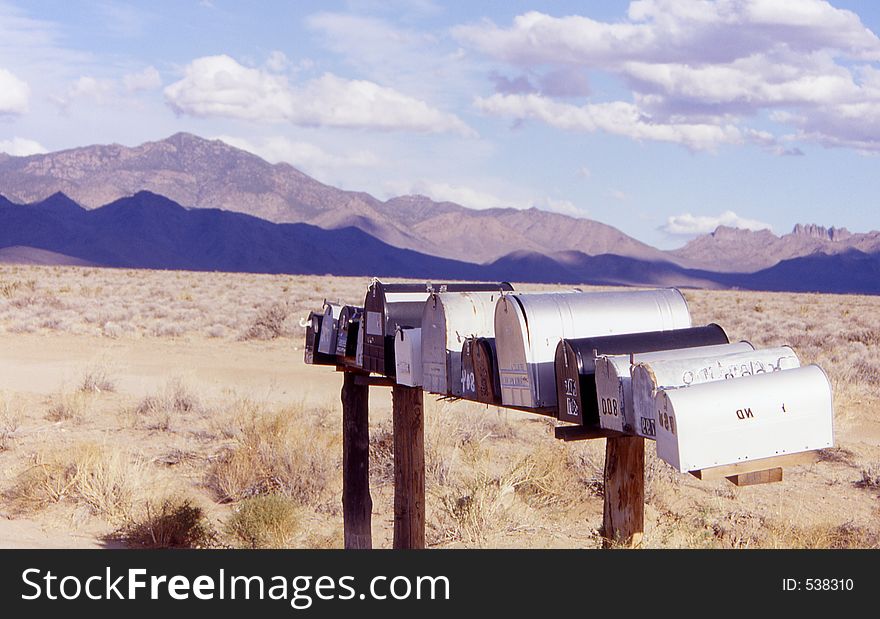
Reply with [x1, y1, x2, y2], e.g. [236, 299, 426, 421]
[317, 301, 343, 356]
[654, 365, 833, 473]
[421, 289, 513, 396]
[394, 327, 423, 387]
[460, 337, 502, 405]
[627, 345, 801, 440]
[495, 289, 692, 410]
[594, 341, 760, 435]
[554, 324, 731, 425]
[334, 305, 363, 366]
[303, 311, 336, 366]
[362, 280, 512, 378]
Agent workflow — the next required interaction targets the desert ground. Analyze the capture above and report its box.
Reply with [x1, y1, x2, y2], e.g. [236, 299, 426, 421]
[0, 264, 877, 549]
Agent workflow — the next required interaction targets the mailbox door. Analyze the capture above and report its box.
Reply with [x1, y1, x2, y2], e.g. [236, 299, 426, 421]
[317, 303, 342, 355]
[595, 356, 631, 433]
[655, 365, 834, 472]
[394, 328, 423, 387]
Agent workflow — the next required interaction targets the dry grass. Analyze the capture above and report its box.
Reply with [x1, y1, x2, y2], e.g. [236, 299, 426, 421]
[134, 378, 202, 431]
[114, 496, 217, 548]
[46, 391, 91, 422]
[207, 406, 341, 506]
[5, 442, 149, 522]
[224, 494, 301, 548]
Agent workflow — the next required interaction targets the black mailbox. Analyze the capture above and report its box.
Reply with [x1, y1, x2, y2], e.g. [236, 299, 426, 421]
[555, 324, 729, 425]
[460, 337, 501, 405]
[335, 305, 363, 367]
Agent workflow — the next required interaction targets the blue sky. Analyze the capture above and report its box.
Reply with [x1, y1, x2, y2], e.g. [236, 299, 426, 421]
[1, 1, 879, 249]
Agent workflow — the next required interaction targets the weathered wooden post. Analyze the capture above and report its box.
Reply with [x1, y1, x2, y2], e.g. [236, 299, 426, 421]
[341, 370, 372, 549]
[392, 384, 425, 549]
[602, 435, 645, 548]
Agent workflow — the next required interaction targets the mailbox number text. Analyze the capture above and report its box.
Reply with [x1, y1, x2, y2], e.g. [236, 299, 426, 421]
[640, 417, 656, 437]
[461, 371, 476, 395]
[600, 397, 619, 417]
[563, 378, 578, 397]
[658, 409, 675, 435]
[566, 397, 579, 420]
[736, 407, 755, 420]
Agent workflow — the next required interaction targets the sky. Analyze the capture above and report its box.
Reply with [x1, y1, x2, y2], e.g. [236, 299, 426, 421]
[1, 0, 879, 249]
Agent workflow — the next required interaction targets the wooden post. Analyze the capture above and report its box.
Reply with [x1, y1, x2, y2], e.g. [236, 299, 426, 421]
[392, 384, 426, 549]
[342, 371, 372, 549]
[602, 436, 645, 548]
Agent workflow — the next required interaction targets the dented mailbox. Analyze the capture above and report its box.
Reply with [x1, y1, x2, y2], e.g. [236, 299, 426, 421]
[422, 289, 512, 396]
[630, 345, 801, 439]
[362, 280, 510, 378]
[460, 337, 501, 405]
[335, 306, 363, 365]
[654, 365, 833, 472]
[595, 341, 758, 436]
[495, 289, 692, 410]
[555, 324, 731, 425]
[394, 327, 423, 387]
[317, 301, 343, 355]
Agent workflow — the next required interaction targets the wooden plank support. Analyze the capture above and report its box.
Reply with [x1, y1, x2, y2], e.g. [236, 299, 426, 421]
[341, 371, 372, 549]
[392, 384, 426, 549]
[353, 374, 397, 388]
[602, 436, 645, 548]
[726, 468, 783, 487]
[690, 451, 820, 482]
[555, 425, 628, 442]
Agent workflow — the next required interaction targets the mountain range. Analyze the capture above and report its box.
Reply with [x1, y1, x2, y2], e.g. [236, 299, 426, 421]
[0, 133, 878, 294]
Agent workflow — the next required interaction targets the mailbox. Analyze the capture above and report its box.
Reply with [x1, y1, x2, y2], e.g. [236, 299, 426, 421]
[630, 345, 801, 440]
[362, 280, 511, 377]
[555, 324, 731, 425]
[421, 289, 512, 396]
[495, 289, 691, 410]
[317, 301, 343, 355]
[654, 364, 833, 472]
[595, 341, 758, 436]
[394, 327, 423, 387]
[335, 306, 363, 365]
[460, 337, 501, 404]
[303, 311, 336, 366]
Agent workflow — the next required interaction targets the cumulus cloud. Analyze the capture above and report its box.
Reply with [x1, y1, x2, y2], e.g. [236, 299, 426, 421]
[455, 1, 880, 152]
[0, 68, 30, 115]
[123, 66, 161, 92]
[164, 54, 473, 135]
[0, 137, 47, 156]
[475, 93, 742, 151]
[661, 210, 773, 236]
[214, 135, 379, 173]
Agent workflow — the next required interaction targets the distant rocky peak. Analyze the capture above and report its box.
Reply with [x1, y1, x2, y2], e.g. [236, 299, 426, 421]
[710, 225, 775, 239]
[791, 223, 851, 242]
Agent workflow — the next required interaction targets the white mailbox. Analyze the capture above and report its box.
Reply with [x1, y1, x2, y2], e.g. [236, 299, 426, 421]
[654, 364, 833, 473]
[494, 289, 691, 409]
[394, 327, 422, 387]
[421, 290, 508, 396]
[631, 345, 801, 439]
[317, 301, 343, 355]
[595, 342, 756, 436]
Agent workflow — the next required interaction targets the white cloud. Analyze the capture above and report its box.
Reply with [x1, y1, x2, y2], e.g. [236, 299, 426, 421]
[123, 66, 161, 92]
[607, 189, 629, 201]
[661, 210, 773, 236]
[0, 68, 30, 114]
[576, 165, 591, 179]
[164, 54, 474, 136]
[214, 135, 379, 173]
[475, 93, 742, 151]
[265, 51, 289, 73]
[455, 2, 880, 152]
[0, 136, 47, 156]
